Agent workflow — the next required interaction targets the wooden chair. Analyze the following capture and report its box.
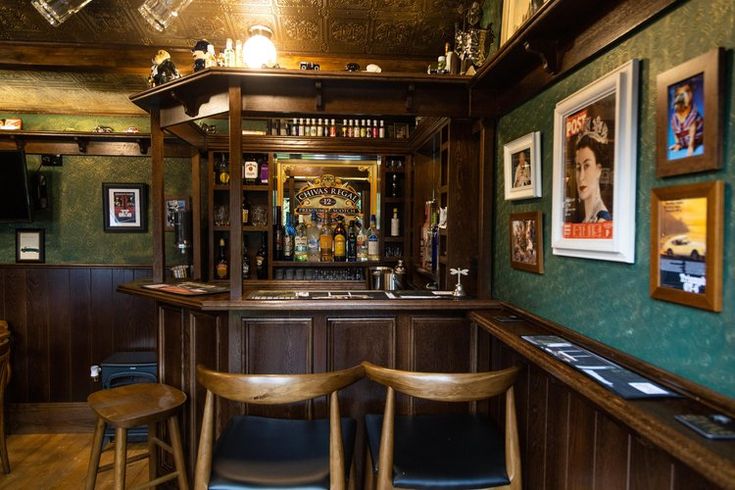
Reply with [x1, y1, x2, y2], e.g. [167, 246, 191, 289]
[194, 364, 364, 490]
[0, 321, 9, 341]
[362, 361, 522, 490]
[0, 337, 11, 474]
[85, 383, 189, 490]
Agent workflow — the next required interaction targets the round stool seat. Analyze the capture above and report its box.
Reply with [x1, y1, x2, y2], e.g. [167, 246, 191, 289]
[87, 383, 186, 429]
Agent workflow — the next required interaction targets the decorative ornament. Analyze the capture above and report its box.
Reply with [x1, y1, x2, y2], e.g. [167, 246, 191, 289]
[450, 267, 469, 298]
[149, 49, 180, 87]
[192, 39, 209, 72]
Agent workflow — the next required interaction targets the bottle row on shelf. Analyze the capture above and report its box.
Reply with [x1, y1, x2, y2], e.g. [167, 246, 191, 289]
[214, 153, 269, 186]
[266, 118, 411, 139]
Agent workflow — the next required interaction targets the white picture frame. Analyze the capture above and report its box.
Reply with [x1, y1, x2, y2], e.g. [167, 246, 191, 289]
[551, 59, 639, 263]
[504, 131, 541, 200]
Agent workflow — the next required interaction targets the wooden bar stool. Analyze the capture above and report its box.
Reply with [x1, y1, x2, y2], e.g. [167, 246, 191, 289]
[86, 382, 189, 490]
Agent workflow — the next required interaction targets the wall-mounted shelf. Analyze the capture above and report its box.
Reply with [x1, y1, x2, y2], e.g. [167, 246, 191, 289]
[0, 130, 190, 157]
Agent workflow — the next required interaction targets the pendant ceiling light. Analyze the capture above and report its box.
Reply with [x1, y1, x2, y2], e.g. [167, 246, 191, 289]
[31, 0, 94, 26]
[138, 0, 194, 32]
[242, 25, 277, 69]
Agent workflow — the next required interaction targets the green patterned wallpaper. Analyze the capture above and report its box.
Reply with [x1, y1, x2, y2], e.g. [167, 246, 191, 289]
[0, 127, 191, 265]
[493, 0, 734, 398]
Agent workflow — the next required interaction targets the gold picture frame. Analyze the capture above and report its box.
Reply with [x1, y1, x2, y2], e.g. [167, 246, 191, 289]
[650, 181, 723, 312]
[509, 211, 544, 274]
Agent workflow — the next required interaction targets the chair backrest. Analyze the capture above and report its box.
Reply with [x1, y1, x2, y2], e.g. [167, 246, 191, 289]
[194, 364, 364, 490]
[0, 321, 9, 342]
[362, 361, 522, 490]
[0, 338, 10, 388]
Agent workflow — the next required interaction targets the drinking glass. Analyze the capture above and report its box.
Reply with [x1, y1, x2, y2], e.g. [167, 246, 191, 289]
[138, 0, 194, 32]
[31, 0, 93, 26]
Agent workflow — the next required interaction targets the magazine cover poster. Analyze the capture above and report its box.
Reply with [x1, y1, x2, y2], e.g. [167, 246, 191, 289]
[562, 92, 616, 240]
[658, 197, 707, 293]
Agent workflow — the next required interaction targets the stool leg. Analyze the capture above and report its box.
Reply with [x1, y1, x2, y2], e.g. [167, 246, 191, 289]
[148, 422, 158, 486]
[114, 427, 128, 490]
[167, 415, 189, 490]
[85, 417, 106, 490]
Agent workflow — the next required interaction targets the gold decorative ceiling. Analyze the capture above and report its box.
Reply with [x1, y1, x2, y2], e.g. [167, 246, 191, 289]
[0, 0, 468, 115]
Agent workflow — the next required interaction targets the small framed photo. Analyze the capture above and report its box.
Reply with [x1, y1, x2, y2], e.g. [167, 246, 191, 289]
[165, 196, 189, 231]
[650, 181, 723, 312]
[16, 228, 45, 263]
[102, 183, 148, 232]
[656, 48, 723, 177]
[551, 60, 639, 263]
[500, 0, 547, 45]
[504, 131, 541, 200]
[509, 211, 543, 273]
[394, 123, 409, 139]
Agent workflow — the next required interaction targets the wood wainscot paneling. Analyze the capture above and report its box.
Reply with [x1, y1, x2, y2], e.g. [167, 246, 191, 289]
[0, 265, 156, 433]
[471, 308, 732, 490]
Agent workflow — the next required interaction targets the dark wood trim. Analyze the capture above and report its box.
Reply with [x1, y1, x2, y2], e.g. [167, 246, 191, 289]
[0, 131, 189, 157]
[470, 306, 735, 489]
[191, 151, 203, 280]
[151, 108, 165, 282]
[228, 82, 243, 300]
[7, 402, 96, 434]
[476, 118, 495, 298]
[409, 117, 450, 153]
[470, 0, 680, 117]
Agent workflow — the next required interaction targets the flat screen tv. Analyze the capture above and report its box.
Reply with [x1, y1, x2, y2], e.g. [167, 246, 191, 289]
[0, 150, 33, 222]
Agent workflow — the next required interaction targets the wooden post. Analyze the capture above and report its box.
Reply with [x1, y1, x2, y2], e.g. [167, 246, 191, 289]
[229, 82, 243, 299]
[191, 151, 202, 279]
[151, 108, 165, 282]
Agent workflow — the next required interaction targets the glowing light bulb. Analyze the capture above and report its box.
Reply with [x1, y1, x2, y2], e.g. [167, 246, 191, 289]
[243, 25, 277, 69]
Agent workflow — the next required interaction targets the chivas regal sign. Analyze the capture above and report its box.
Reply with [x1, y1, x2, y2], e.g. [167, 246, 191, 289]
[295, 174, 360, 215]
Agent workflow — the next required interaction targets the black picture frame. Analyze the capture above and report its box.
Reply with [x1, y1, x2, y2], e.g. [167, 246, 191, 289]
[102, 183, 148, 233]
[15, 228, 45, 263]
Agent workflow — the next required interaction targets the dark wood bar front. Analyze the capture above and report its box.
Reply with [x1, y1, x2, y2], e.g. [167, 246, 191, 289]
[119, 282, 735, 489]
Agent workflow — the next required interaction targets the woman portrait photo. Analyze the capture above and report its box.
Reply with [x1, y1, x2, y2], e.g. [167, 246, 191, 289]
[562, 93, 615, 239]
[512, 149, 531, 188]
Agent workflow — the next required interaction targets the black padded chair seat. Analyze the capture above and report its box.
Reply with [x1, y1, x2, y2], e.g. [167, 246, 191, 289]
[209, 415, 356, 490]
[364, 413, 510, 489]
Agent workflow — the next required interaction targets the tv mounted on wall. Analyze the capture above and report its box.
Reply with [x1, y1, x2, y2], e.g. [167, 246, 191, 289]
[0, 150, 33, 222]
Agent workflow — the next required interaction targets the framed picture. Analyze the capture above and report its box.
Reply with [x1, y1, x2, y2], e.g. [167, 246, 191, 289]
[656, 48, 723, 177]
[551, 60, 639, 263]
[165, 196, 189, 231]
[509, 211, 543, 274]
[650, 181, 723, 312]
[504, 131, 541, 200]
[102, 183, 148, 232]
[500, 0, 547, 45]
[15, 228, 45, 263]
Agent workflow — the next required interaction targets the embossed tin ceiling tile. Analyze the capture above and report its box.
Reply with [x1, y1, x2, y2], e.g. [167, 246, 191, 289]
[225, 12, 278, 40]
[328, 17, 369, 51]
[327, 0, 370, 9]
[276, 0, 323, 8]
[373, 0, 419, 12]
[277, 15, 322, 50]
[372, 19, 414, 53]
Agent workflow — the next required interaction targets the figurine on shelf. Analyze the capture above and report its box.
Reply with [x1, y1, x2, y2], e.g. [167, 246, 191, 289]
[192, 39, 209, 72]
[450, 267, 469, 298]
[149, 49, 180, 87]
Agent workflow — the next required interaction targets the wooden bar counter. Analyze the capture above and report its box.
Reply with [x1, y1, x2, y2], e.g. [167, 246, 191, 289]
[119, 280, 499, 480]
[119, 281, 735, 488]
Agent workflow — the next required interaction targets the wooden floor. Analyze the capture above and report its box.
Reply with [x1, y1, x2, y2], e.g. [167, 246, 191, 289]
[0, 433, 149, 489]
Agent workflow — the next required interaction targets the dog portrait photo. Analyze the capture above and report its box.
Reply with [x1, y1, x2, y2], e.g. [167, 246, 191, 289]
[666, 73, 704, 161]
[656, 48, 723, 177]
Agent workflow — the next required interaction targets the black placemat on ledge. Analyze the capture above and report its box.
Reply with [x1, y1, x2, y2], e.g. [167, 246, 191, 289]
[522, 335, 680, 400]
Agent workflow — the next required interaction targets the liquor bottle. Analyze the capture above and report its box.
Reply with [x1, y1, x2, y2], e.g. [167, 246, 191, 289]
[215, 153, 229, 185]
[356, 218, 368, 262]
[215, 237, 228, 279]
[294, 215, 308, 262]
[333, 216, 347, 262]
[320, 215, 334, 262]
[242, 245, 250, 279]
[307, 210, 320, 262]
[243, 154, 258, 184]
[391, 174, 399, 197]
[224, 38, 235, 67]
[367, 214, 380, 261]
[310, 118, 317, 137]
[317, 118, 323, 137]
[366, 120, 372, 138]
[360, 120, 367, 138]
[298, 118, 305, 136]
[256, 232, 267, 279]
[330, 119, 337, 137]
[259, 155, 269, 184]
[205, 44, 217, 68]
[341, 119, 348, 138]
[347, 120, 353, 138]
[372, 119, 379, 138]
[241, 193, 251, 225]
[283, 211, 295, 261]
[291, 118, 297, 136]
[235, 40, 243, 67]
[391, 208, 400, 237]
[274, 206, 284, 259]
[346, 220, 357, 262]
[280, 119, 288, 136]
[379, 120, 385, 138]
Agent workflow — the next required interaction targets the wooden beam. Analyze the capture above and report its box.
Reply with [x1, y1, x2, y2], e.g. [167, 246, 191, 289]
[151, 108, 165, 282]
[228, 83, 243, 300]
